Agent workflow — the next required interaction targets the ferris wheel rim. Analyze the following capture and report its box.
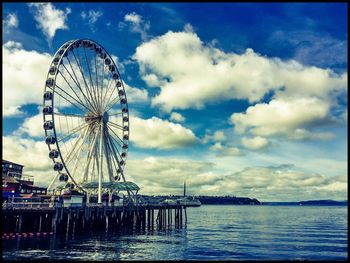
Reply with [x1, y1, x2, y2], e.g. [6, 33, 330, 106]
[43, 38, 130, 192]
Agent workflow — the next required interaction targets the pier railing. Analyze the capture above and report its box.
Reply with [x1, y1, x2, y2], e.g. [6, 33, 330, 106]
[2, 202, 53, 210]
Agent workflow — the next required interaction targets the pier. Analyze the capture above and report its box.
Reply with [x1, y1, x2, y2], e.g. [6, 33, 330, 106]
[2, 202, 187, 238]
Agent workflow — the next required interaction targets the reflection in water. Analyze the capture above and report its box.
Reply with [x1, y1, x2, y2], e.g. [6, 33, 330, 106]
[2, 206, 347, 260]
[3, 228, 189, 261]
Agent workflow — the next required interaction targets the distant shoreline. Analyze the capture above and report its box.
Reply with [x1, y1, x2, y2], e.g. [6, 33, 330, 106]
[199, 202, 347, 206]
[261, 200, 348, 206]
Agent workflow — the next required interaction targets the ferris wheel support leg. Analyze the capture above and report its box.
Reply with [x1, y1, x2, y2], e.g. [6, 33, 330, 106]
[47, 172, 61, 192]
[83, 127, 99, 182]
[98, 123, 104, 204]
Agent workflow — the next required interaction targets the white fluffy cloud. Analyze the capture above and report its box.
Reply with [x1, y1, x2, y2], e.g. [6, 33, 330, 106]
[3, 132, 346, 201]
[218, 165, 348, 201]
[19, 110, 44, 137]
[133, 30, 347, 112]
[123, 12, 150, 41]
[81, 10, 103, 32]
[3, 136, 54, 186]
[28, 3, 71, 43]
[231, 97, 335, 140]
[130, 116, 198, 149]
[125, 157, 220, 194]
[169, 112, 185, 123]
[241, 136, 269, 150]
[3, 41, 52, 116]
[3, 13, 18, 28]
[124, 83, 148, 103]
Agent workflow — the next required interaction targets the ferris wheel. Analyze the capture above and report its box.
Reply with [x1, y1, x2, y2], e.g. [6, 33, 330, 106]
[43, 39, 136, 203]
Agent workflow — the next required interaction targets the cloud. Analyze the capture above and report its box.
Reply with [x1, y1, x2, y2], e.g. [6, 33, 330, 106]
[209, 142, 242, 157]
[81, 10, 103, 32]
[122, 12, 150, 41]
[3, 41, 52, 116]
[124, 83, 149, 104]
[110, 55, 125, 74]
[218, 165, 348, 201]
[133, 30, 347, 112]
[3, 135, 54, 186]
[28, 3, 71, 44]
[125, 157, 220, 194]
[3, 13, 18, 28]
[3, 131, 346, 201]
[126, 158, 347, 201]
[169, 112, 185, 123]
[241, 136, 269, 150]
[130, 116, 198, 149]
[203, 130, 227, 143]
[231, 97, 336, 140]
[18, 110, 44, 137]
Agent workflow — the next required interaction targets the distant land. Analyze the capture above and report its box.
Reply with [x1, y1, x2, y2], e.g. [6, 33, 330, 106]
[141, 195, 347, 206]
[195, 196, 261, 205]
[142, 195, 261, 205]
[261, 200, 348, 206]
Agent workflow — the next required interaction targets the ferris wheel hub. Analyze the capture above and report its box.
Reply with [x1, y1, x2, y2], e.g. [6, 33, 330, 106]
[103, 111, 109, 124]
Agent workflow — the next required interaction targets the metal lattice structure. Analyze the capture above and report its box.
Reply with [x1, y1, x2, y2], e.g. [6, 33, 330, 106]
[43, 39, 137, 203]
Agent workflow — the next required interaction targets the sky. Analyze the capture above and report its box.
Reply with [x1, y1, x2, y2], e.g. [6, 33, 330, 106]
[2, 2, 348, 202]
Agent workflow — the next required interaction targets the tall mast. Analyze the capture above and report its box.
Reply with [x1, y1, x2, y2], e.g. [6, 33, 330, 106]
[183, 180, 186, 197]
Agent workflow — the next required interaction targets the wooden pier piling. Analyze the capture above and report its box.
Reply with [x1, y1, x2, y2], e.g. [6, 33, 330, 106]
[2, 203, 187, 237]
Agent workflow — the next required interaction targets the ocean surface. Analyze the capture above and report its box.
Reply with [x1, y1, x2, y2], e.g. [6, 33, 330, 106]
[2, 205, 348, 260]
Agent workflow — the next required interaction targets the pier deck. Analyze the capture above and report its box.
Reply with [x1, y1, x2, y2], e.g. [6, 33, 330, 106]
[2, 202, 187, 237]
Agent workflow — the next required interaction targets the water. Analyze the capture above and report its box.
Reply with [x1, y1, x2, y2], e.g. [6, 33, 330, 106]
[2, 205, 348, 260]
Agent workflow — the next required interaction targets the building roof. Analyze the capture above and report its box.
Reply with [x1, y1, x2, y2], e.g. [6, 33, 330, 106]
[2, 159, 24, 167]
[81, 181, 140, 191]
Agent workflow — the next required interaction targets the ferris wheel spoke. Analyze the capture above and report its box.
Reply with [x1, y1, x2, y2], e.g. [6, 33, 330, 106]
[94, 49, 100, 110]
[65, 56, 98, 114]
[106, 123, 124, 146]
[103, 79, 119, 111]
[54, 112, 87, 118]
[108, 121, 125, 130]
[63, 125, 90, 166]
[57, 70, 92, 111]
[100, 56, 106, 110]
[108, 112, 123, 117]
[83, 126, 100, 182]
[62, 59, 96, 113]
[108, 134, 123, 162]
[71, 49, 99, 112]
[70, 132, 91, 183]
[101, 76, 114, 110]
[57, 122, 91, 143]
[54, 84, 90, 113]
[104, 128, 117, 181]
[104, 134, 120, 181]
[83, 47, 99, 111]
[104, 96, 121, 113]
[107, 134, 127, 183]
[105, 134, 120, 169]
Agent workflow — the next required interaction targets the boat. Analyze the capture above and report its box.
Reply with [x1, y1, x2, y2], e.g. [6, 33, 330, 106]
[178, 196, 201, 207]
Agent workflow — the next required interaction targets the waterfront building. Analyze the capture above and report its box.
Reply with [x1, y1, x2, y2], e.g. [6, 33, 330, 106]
[2, 160, 47, 200]
[2, 159, 24, 180]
